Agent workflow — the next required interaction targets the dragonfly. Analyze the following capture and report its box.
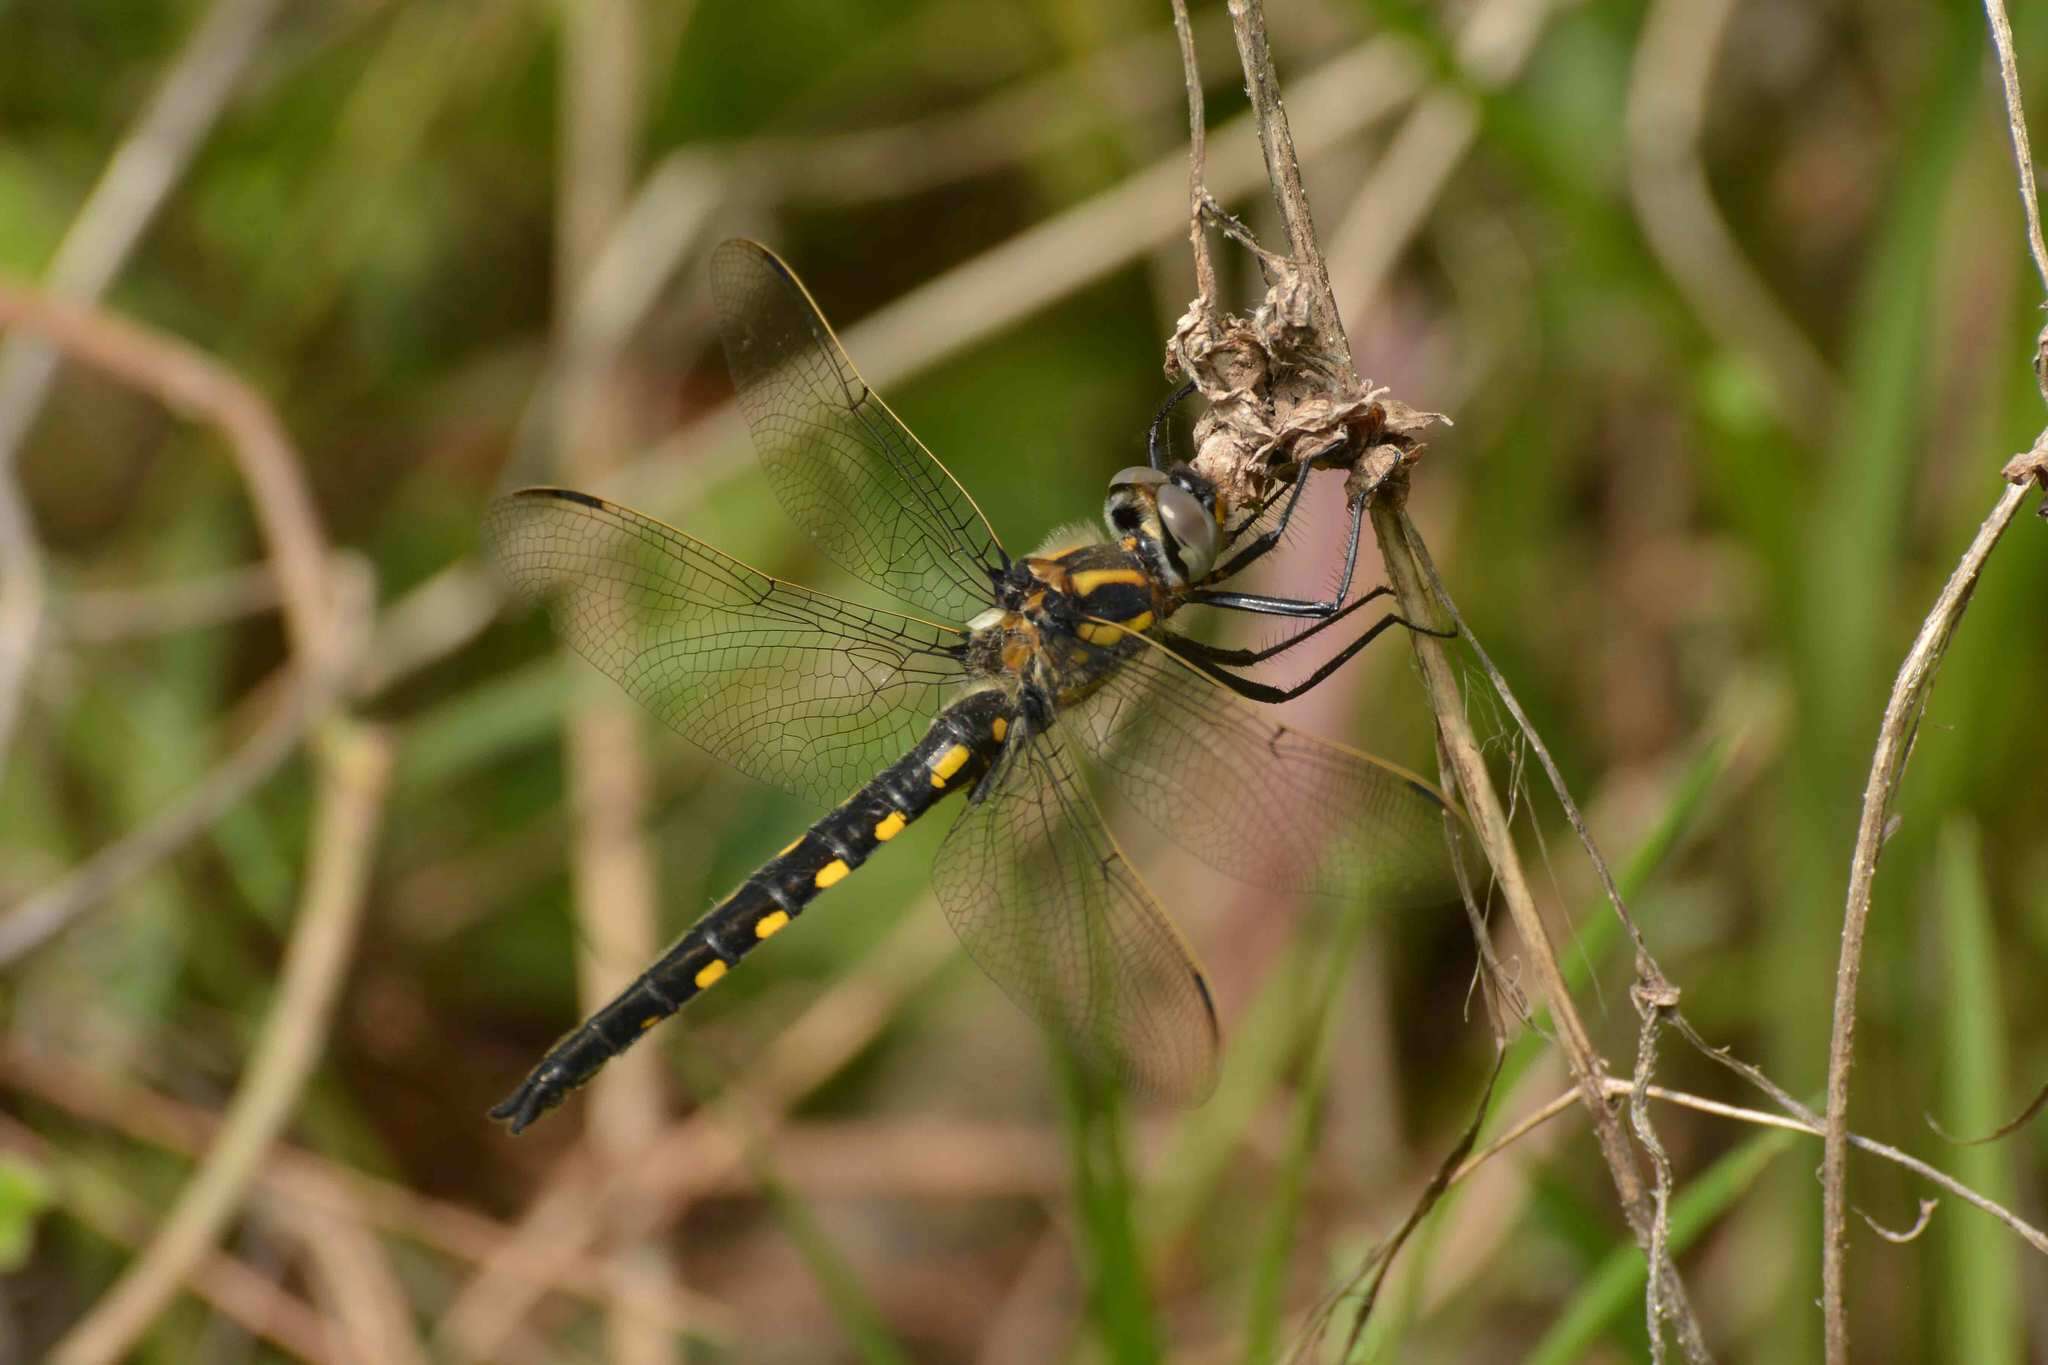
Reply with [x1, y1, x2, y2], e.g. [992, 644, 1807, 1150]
[485, 239, 1458, 1133]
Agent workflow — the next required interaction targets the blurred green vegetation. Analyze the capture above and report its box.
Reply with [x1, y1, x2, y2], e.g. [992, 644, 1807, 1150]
[5, 0, 2048, 1360]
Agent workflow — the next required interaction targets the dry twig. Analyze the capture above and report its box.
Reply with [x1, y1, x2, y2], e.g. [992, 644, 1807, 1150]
[553, 4, 680, 1361]
[1820, 6, 2048, 1351]
[0, 285, 352, 964]
[48, 721, 392, 1365]
[1170, 2, 1712, 1357]
[1442, 1075, 2048, 1258]
[0, 0, 287, 769]
[1820, 482, 2036, 1357]
[0, 1044, 736, 1341]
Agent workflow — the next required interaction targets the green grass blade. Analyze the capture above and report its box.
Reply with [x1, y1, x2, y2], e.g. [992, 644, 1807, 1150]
[1059, 1055, 1163, 1365]
[1935, 820, 2019, 1363]
[752, 1162, 915, 1365]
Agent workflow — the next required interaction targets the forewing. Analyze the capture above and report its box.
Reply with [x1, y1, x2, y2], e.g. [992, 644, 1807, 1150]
[711, 238, 1006, 624]
[486, 487, 963, 807]
[932, 732, 1218, 1104]
[1067, 635, 1456, 907]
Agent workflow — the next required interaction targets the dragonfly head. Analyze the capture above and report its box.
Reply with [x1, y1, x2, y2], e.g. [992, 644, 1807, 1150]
[1105, 463, 1226, 586]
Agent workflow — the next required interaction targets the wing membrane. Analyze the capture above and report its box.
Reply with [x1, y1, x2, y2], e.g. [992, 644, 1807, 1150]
[1067, 632, 1456, 907]
[486, 487, 963, 807]
[933, 731, 1218, 1104]
[711, 238, 1005, 624]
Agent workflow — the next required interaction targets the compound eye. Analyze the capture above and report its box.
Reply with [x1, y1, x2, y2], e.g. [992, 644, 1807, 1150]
[1157, 481, 1219, 577]
[1109, 465, 1169, 489]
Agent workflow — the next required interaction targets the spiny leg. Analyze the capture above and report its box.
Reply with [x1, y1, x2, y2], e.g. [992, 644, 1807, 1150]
[1147, 378, 1198, 470]
[1166, 585, 1393, 668]
[1175, 610, 1455, 705]
[1192, 481, 1367, 619]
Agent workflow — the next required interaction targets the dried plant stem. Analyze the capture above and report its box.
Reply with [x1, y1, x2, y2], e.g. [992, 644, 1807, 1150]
[1449, 1077, 2048, 1256]
[556, 5, 680, 1363]
[1820, 477, 2032, 1360]
[438, 907, 958, 1360]
[1984, 0, 2048, 297]
[1373, 500, 1711, 1362]
[49, 722, 391, 1365]
[1226, 0, 1355, 384]
[0, 1116, 336, 1364]
[0, 284, 345, 964]
[0, 0, 286, 769]
[1170, 0, 1219, 308]
[1820, 4, 2048, 1352]
[0, 1043, 736, 1340]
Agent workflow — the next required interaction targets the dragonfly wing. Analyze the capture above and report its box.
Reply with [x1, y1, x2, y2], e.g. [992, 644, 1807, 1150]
[711, 238, 1006, 625]
[932, 729, 1219, 1105]
[486, 487, 963, 808]
[1067, 635, 1457, 907]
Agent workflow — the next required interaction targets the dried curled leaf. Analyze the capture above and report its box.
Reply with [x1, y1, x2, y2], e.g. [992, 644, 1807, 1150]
[1166, 256, 1446, 512]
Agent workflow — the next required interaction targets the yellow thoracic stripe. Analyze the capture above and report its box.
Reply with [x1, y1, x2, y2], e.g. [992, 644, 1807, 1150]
[991, 715, 1008, 742]
[1069, 566, 1148, 595]
[1078, 611, 1151, 646]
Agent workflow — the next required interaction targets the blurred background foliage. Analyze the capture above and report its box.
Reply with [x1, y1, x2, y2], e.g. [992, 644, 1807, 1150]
[3, 0, 2047, 1360]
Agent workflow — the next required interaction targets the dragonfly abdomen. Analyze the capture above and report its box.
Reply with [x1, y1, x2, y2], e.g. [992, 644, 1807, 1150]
[490, 688, 1015, 1133]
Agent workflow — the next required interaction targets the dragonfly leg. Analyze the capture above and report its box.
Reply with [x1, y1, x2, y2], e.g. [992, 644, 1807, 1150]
[1193, 484, 1365, 618]
[1174, 609, 1454, 705]
[1165, 585, 1392, 668]
[1148, 379, 1199, 470]
[1208, 456, 1316, 581]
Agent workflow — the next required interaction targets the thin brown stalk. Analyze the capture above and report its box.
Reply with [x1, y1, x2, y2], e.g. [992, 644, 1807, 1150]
[438, 907, 958, 1362]
[0, 1043, 735, 1340]
[1984, 0, 2048, 298]
[49, 721, 392, 1365]
[0, 0, 287, 767]
[1821, 477, 2034, 1360]
[61, 565, 282, 641]
[1818, 26, 2048, 1341]
[0, 284, 333, 677]
[1165, 2, 1712, 1352]
[1225, 0, 1354, 383]
[1375, 501, 1708, 1361]
[0, 286, 346, 965]
[555, 5, 679, 1362]
[1448, 1077, 2048, 1257]
[0, 1117, 335, 1364]
[1170, 0, 1220, 309]
[273, 1196, 432, 1365]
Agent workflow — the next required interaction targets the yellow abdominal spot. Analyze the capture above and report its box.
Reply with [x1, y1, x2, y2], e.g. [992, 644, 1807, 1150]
[694, 960, 727, 989]
[1070, 567, 1148, 595]
[755, 910, 791, 938]
[930, 743, 972, 787]
[639, 1015, 659, 1030]
[874, 810, 908, 841]
[815, 859, 851, 888]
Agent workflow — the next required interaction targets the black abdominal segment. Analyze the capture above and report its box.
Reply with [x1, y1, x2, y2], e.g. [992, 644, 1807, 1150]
[488, 689, 1014, 1133]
